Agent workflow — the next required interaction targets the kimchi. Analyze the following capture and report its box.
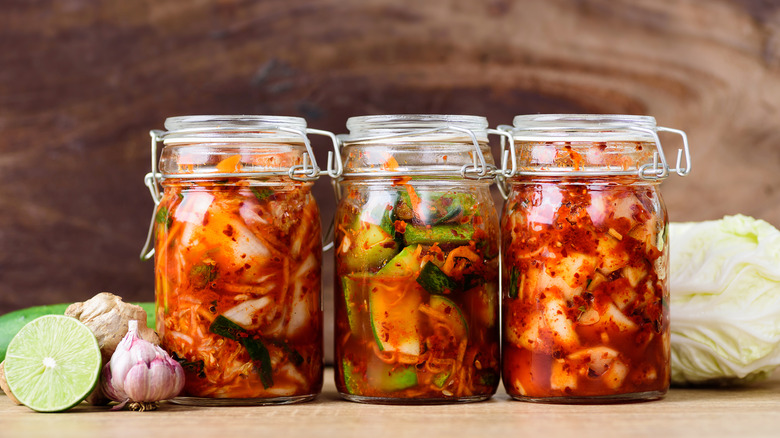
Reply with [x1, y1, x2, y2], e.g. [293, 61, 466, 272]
[502, 175, 670, 400]
[154, 179, 323, 401]
[334, 183, 500, 402]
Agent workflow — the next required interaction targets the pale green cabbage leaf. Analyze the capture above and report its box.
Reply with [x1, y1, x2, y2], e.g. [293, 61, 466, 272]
[670, 214, 780, 385]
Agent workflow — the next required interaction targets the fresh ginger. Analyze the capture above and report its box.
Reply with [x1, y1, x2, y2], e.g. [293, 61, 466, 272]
[0, 361, 21, 405]
[66, 292, 160, 363]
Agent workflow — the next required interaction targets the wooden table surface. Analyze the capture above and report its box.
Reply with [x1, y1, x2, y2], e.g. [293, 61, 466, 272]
[2, 368, 779, 438]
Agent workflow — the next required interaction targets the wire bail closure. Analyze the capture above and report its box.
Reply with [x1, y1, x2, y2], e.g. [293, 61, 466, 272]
[497, 124, 691, 182]
[333, 125, 494, 181]
[140, 125, 341, 260]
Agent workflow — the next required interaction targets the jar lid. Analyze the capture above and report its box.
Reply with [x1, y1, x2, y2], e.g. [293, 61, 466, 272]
[500, 114, 691, 180]
[510, 114, 657, 142]
[160, 115, 308, 144]
[337, 114, 495, 179]
[343, 114, 489, 143]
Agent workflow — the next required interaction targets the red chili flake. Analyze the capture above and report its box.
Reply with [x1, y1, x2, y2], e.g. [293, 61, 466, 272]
[394, 220, 407, 234]
[223, 224, 234, 237]
[386, 204, 393, 211]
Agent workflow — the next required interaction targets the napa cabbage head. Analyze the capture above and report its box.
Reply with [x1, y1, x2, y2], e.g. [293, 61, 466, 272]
[670, 215, 780, 385]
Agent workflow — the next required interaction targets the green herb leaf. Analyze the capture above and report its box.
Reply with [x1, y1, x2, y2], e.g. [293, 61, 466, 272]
[478, 370, 499, 387]
[508, 267, 520, 299]
[190, 263, 217, 289]
[155, 206, 172, 229]
[269, 339, 304, 367]
[251, 187, 273, 202]
[209, 315, 274, 388]
[170, 352, 206, 379]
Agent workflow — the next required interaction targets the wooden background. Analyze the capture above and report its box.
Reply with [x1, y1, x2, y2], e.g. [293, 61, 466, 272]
[1, 0, 779, 353]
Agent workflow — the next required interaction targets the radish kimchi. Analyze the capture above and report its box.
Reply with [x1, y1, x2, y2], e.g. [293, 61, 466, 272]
[502, 178, 670, 401]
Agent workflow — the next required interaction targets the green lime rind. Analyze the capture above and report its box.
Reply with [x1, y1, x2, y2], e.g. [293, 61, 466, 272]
[4, 315, 101, 412]
[0, 304, 70, 362]
[0, 302, 155, 362]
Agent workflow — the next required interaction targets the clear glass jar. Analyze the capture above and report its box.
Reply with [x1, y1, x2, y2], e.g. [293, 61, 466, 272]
[332, 115, 503, 404]
[142, 116, 338, 405]
[499, 114, 691, 403]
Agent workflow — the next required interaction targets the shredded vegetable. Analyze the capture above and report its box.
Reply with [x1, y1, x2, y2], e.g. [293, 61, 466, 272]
[154, 180, 322, 399]
[335, 184, 500, 400]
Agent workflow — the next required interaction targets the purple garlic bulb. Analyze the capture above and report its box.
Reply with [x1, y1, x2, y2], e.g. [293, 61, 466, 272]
[102, 320, 185, 411]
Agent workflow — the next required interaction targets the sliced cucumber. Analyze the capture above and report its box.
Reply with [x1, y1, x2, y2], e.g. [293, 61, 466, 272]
[397, 191, 477, 225]
[404, 224, 475, 245]
[341, 358, 362, 395]
[341, 273, 372, 334]
[429, 295, 468, 339]
[377, 245, 421, 276]
[416, 261, 457, 295]
[342, 222, 400, 271]
[369, 279, 422, 356]
[367, 361, 418, 392]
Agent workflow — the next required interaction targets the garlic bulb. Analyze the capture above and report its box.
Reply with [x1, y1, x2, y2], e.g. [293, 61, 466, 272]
[102, 320, 184, 411]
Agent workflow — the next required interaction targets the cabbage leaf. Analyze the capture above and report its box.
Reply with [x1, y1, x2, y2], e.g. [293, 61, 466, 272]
[670, 215, 780, 385]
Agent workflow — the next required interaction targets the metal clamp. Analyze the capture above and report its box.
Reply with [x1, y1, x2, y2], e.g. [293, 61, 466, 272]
[490, 126, 515, 199]
[285, 127, 341, 182]
[497, 124, 691, 183]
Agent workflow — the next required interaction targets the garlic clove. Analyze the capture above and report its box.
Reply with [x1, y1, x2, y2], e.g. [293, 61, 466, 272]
[102, 320, 185, 410]
[101, 362, 126, 402]
[123, 364, 153, 402]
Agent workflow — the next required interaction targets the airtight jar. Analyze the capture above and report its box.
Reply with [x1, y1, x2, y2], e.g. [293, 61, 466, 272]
[499, 114, 692, 403]
[141, 116, 339, 405]
[332, 115, 506, 404]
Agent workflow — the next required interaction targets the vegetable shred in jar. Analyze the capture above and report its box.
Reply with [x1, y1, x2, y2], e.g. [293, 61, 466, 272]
[333, 115, 502, 404]
[499, 114, 691, 403]
[142, 116, 338, 405]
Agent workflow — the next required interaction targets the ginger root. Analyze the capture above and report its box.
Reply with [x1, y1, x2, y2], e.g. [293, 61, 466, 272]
[0, 361, 21, 405]
[66, 292, 160, 363]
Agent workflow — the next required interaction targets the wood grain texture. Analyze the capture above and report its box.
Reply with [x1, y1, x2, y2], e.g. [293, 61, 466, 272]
[0, 0, 779, 323]
[1, 368, 780, 438]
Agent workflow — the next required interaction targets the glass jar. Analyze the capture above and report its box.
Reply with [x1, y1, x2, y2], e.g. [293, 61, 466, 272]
[499, 114, 691, 403]
[332, 115, 505, 404]
[141, 115, 339, 405]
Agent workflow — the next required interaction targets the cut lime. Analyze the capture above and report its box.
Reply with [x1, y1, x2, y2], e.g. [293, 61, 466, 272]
[4, 315, 101, 412]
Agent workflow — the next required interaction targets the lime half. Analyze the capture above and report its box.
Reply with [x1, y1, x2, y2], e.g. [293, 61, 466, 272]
[4, 315, 101, 412]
